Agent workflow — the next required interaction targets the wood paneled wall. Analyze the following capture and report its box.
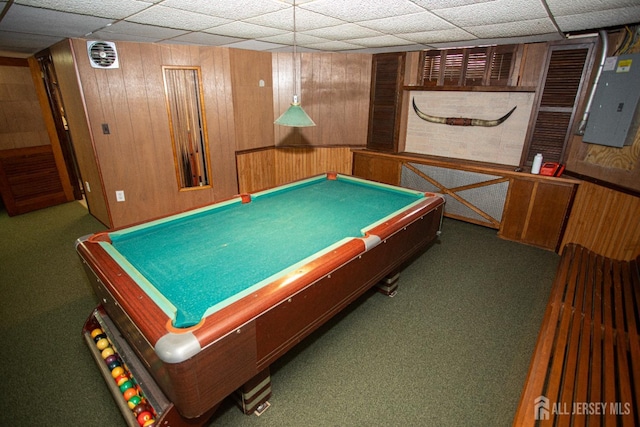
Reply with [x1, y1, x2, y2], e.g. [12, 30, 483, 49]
[561, 182, 640, 260]
[230, 50, 274, 151]
[53, 40, 372, 227]
[64, 39, 238, 228]
[273, 52, 371, 147]
[51, 41, 111, 226]
[236, 146, 353, 193]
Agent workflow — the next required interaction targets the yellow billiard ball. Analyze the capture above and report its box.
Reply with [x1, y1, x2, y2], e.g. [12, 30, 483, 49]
[111, 366, 124, 379]
[101, 347, 115, 359]
[95, 338, 110, 350]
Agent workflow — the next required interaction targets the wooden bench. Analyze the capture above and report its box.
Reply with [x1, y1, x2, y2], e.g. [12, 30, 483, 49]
[514, 243, 640, 426]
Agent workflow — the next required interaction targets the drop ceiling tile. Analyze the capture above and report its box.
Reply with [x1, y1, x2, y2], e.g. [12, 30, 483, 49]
[245, 8, 344, 32]
[166, 31, 245, 46]
[127, 5, 231, 31]
[433, 0, 549, 27]
[300, 0, 426, 22]
[402, 27, 477, 45]
[468, 18, 559, 38]
[546, 0, 640, 16]
[359, 11, 456, 34]
[412, 0, 494, 8]
[303, 23, 384, 41]
[259, 32, 330, 47]
[90, 21, 188, 40]
[304, 40, 367, 51]
[0, 30, 62, 52]
[1, 5, 113, 37]
[346, 34, 417, 48]
[161, 0, 289, 20]
[222, 39, 288, 51]
[554, 6, 640, 32]
[14, 0, 151, 19]
[204, 21, 287, 39]
[428, 32, 562, 49]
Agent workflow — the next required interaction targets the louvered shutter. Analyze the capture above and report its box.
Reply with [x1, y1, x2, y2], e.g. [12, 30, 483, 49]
[421, 50, 441, 86]
[464, 48, 488, 86]
[524, 45, 593, 165]
[367, 52, 405, 152]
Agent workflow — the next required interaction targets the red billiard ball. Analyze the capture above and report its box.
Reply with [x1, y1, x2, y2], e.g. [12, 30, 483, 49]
[136, 410, 153, 426]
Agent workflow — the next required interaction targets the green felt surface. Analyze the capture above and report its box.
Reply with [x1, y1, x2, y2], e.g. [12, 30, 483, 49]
[107, 175, 424, 327]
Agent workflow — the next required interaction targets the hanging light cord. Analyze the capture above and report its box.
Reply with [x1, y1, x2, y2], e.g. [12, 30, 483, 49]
[292, 0, 299, 103]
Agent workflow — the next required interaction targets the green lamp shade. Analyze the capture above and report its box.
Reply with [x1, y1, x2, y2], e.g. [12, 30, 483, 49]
[275, 96, 315, 127]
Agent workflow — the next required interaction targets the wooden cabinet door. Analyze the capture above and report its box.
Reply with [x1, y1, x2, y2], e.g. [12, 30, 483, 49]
[500, 178, 577, 250]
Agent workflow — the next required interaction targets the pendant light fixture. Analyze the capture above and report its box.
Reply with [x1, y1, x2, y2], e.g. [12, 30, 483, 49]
[274, 0, 315, 127]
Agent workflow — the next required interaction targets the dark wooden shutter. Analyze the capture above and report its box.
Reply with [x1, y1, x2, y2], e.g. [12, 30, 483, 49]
[443, 49, 464, 86]
[464, 48, 488, 86]
[419, 45, 516, 87]
[489, 45, 516, 86]
[367, 52, 405, 152]
[523, 44, 594, 165]
[421, 50, 441, 86]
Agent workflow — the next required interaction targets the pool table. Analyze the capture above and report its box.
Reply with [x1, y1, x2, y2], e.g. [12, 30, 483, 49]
[78, 173, 444, 426]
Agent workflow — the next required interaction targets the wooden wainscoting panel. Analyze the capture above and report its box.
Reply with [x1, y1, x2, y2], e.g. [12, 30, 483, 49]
[236, 147, 353, 193]
[561, 182, 640, 260]
[0, 145, 68, 215]
[274, 147, 353, 185]
[351, 151, 402, 185]
[236, 148, 275, 193]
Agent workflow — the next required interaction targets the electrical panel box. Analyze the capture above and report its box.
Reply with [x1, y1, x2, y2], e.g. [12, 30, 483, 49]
[583, 53, 640, 147]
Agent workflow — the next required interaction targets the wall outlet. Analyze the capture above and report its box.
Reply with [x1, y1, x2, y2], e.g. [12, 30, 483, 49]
[115, 190, 125, 202]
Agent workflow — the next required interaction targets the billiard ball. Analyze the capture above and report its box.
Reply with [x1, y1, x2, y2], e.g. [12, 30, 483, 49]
[143, 420, 155, 427]
[90, 328, 103, 338]
[123, 387, 138, 401]
[119, 380, 134, 393]
[101, 347, 115, 359]
[136, 411, 153, 426]
[110, 366, 124, 379]
[132, 402, 152, 417]
[127, 395, 142, 410]
[95, 338, 110, 350]
[92, 333, 107, 343]
[104, 354, 120, 365]
[107, 360, 122, 371]
[115, 374, 129, 387]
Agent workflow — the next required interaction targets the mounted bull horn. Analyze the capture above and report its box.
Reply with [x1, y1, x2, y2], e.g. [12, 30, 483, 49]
[412, 99, 516, 127]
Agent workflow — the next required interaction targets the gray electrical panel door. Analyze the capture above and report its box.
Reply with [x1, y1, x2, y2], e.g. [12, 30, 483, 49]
[583, 53, 640, 147]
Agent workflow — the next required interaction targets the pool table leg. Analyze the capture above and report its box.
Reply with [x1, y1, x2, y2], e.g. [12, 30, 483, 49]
[376, 272, 400, 297]
[232, 367, 272, 415]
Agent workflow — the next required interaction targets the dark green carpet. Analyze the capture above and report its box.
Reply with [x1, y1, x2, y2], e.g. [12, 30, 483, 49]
[0, 201, 559, 426]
